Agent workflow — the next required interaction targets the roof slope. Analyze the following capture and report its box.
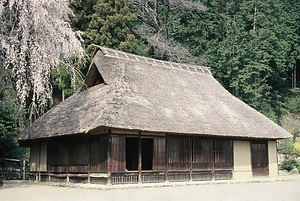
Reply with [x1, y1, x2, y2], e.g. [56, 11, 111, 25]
[18, 46, 292, 141]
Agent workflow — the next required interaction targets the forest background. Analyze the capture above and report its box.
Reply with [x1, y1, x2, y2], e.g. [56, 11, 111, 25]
[0, 0, 299, 168]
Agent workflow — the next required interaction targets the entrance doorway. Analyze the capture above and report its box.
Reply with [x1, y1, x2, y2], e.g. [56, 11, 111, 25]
[126, 138, 138, 170]
[125, 137, 154, 171]
[251, 141, 269, 177]
[142, 138, 153, 170]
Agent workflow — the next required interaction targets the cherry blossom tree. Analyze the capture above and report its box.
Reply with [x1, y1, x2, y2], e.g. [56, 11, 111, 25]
[0, 0, 84, 112]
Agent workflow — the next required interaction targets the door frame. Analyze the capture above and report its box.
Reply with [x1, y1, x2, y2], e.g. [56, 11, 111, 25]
[250, 140, 269, 177]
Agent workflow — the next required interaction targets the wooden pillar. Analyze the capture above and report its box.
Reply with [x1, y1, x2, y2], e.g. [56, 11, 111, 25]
[36, 142, 41, 181]
[38, 141, 41, 181]
[212, 140, 215, 181]
[189, 138, 193, 182]
[67, 140, 70, 182]
[138, 132, 142, 183]
[88, 134, 91, 183]
[107, 130, 112, 185]
[165, 136, 169, 182]
[47, 141, 51, 181]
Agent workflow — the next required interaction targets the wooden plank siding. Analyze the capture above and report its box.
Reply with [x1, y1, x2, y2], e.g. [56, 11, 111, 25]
[251, 141, 269, 177]
[214, 140, 233, 170]
[68, 137, 89, 172]
[168, 137, 191, 171]
[90, 135, 108, 172]
[192, 138, 213, 171]
[44, 134, 234, 184]
[167, 137, 233, 172]
[48, 135, 108, 173]
[153, 138, 166, 171]
[111, 136, 126, 172]
[48, 139, 69, 172]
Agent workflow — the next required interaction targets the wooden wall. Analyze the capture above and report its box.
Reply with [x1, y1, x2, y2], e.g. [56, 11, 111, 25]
[48, 135, 108, 173]
[111, 136, 126, 172]
[167, 137, 233, 172]
[90, 135, 108, 172]
[44, 133, 234, 183]
[153, 138, 166, 171]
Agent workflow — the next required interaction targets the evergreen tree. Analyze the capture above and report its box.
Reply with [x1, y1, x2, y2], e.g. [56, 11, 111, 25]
[70, 0, 139, 55]
[200, 0, 299, 120]
[0, 96, 28, 165]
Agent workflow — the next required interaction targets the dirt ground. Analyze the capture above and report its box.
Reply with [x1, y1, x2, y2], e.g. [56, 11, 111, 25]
[1, 177, 300, 201]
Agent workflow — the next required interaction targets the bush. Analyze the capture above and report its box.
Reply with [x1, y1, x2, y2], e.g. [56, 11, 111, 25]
[297, 165, 300, 173]
[280, 158, 299, 171]
[286, 94, 300, 114]
[0, 179, 2, 186]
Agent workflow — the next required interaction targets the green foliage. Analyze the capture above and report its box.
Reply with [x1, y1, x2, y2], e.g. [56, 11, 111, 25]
[164, 0, 300, 121]
[294, 141, 300, 155]
[297, 164, 300, 173]
[279, 158, 299, 171]
[278, 138, 296, 155]
[0, 179, 2, 186]
[69, 0, 300, 123]
[70, 0, 139, 56]
[285, 94, 300, 114]
[50, 64, 84, 105]
[202, 0, 299, 120]
[0, 97, 29, 167]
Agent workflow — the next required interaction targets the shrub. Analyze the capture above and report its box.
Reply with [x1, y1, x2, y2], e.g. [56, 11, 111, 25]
[280, 159, 299, 171]
[0, 179, 2, 186]
[297, 165, 300, 173]
[286, 94, 300, 114]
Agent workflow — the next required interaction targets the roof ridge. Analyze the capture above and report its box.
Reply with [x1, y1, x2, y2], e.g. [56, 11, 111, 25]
[92, 45, 211, 75]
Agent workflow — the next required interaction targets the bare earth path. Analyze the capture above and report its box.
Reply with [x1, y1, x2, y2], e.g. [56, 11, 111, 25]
[1, 177, 300, 201]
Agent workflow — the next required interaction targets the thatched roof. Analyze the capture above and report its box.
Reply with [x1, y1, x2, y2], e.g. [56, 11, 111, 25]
[18, 46, 291, 141]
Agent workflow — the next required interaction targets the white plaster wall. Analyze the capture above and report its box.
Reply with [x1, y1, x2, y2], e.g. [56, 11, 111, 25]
[233, 140, 252, 180]
[30, 142, 47, 172]
[30, 143, 40, 171]
[268, 140, 278, 178]
[40, 142, 47, 171]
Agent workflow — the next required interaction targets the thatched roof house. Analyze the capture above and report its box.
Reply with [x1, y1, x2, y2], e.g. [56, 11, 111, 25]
[19, 46, 290, 141]
[19, 46, 291, 184]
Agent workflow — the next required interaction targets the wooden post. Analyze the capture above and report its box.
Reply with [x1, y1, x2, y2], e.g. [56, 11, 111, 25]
[212, 140, 215, 181]
[38, 142, 41, 181]
[67, 140, 70, 182]
[189, 139, 193, 182]
[88, 134, 91, 183]
[138, 132, 142, 183]
[48, 141, 51, 181]
[165, 136, 169, 182]
[107, 130, 112, 185]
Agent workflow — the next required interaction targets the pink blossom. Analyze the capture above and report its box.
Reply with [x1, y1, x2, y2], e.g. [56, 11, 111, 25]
[0, 0, 84, 107]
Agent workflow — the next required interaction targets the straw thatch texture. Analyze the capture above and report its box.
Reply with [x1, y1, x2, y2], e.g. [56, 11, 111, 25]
[18, 46, 291, 141]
